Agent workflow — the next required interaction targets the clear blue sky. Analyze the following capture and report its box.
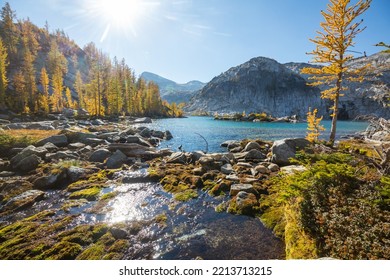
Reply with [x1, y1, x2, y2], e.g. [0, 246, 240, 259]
[2, 0, 390, 83]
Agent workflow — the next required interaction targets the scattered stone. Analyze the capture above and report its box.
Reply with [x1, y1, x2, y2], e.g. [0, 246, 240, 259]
[109, 227, 128, 239]
[152, 130, 165, 139]
[79, 145, 93, 154]
[107, 143, 163, 159]
[237, 162, 253, 168]
[240, 177, 259, 184]
[280, 165, 307, 175]
[97, 132, 118, 140]
[26, 122, 55, 130]
[66, 166, 87, 182]
[167, 152, 187, 164]
[221, 163, 233, 174]
[10, 145, 47, 168]
[134, 117, 152, 124]
[0, 171, 15, 177]
[193, 167, 205, 175]
[226, 174, 240, 182]
[91, 119, 105, 125]
[33, 173, 65, 189]
[106, 150, 128, 169]
[0, 160, 9, 171]
[125, 135, 140, 144]
[271, 138, 311, 166]
[14, 154, 41, 172]
[221, 140, 238, 148]
[268, 163, 280, 172]
[42, 142, 59, 152]
[139, 128, 152, 138]
[148, 137, 160, 146]
[89, 149, 112, 163]
[68, 142, 86, 149]
[164, 130, 173, 140]
[37, 134, 68, 147]
[244, 141, 262, 152]
[64, 130, 97, 143]
[254, 164, 269, 174]
[0, 119, 10, 124]
[230, 146, 243, 153]
[46, 151, 79, 161]
[2, 190, 45, 212]
[63, 108, 77, 117]
[191, 151, 205, 162]
[227, 141, 241, 150]
[235, 191, 258, 209]
[5, 123, 26, 129]
[82, 138, 106, 146]
[245, 149, 266, 161]
[229, 184, 255, 196]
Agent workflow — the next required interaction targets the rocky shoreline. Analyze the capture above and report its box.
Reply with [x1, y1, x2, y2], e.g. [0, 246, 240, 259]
[0, 115, 388, 259]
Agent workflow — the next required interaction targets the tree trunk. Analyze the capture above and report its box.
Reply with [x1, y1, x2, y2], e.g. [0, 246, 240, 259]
[329, 72, 343, 146]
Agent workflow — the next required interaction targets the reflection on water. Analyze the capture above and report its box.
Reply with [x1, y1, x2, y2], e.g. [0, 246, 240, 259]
[104, 182, 170, 223]
[102, 170, 285, 259]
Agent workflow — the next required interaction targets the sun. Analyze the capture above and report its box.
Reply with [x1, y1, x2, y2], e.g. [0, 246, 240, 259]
[96, 0, 144, 28]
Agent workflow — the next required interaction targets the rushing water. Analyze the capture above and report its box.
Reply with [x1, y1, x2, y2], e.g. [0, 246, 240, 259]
[145, 116, 368, 153]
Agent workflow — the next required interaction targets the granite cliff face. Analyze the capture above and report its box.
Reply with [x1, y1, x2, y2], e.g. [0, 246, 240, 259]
[186, 53, 390, 119]
[186, 57, 325, 118]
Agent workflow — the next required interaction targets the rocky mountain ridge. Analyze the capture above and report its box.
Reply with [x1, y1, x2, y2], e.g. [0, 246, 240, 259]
[186, 53, 390, 120]
[140, 72, 205, 104]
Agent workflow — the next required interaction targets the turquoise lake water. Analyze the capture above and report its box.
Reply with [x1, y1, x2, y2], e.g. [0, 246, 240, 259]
[147, 116, 369, 153]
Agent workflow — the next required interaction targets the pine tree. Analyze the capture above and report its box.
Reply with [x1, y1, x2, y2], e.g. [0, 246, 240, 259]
[65, 87, 74, 108]
[0, 38, 8, 108]
[74, 71, 85, 109]
[0, 2, 19, 58]
[50, 69, 64, 112]
[12, 70, 26, 112]
[22, 49, 37, 112]
[302, 0, 371, 145]
[39, 67, 50, 114]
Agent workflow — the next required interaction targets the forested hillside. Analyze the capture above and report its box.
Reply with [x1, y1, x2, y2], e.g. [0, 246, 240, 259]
[0, 2, 179, 118]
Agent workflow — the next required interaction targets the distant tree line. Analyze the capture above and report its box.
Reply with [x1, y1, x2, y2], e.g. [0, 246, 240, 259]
[0, 2, 182, 118]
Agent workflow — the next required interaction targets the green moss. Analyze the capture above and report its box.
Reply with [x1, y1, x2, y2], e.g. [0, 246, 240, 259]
[215, 201, 228, 213]
[76, 244, 105, 260]
[108, 239, 129, 253]
[100, 191, 118, 201]
[69, 186, 101, 201]
[61, 199, 89, 212]
[284, 200, 317, 259]
[208, 181, 230, 196]
[174, 189, 198, 201]
[154, 213, 168, 227]
[40, 241, 82, 260]
[92, 224, 109, 241]
[202, 179, 216, 191]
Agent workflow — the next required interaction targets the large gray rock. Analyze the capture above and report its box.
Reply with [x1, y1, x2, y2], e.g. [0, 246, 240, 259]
[2, 190, 45, 212]
[89, 149, 112, 163]
[152, 130, 165, 139]
[26, 122, 55, 130]
[164, 130, 173, 140]
[229, 184, 255, 196]
[244, 149, 266, 161]
[271, 138, 311, 165]
[221, 163, 233, 174]
[244, 141, 262, 152]
[134, 117, 152, 124]
[10, 145, 47, 168]
[66, 166, 87, 182]
[106, 150, 128, 169]
[45, 151, 79, 161]
[139, 128, 152, 138]
[64, 130, 97, 143]
[33, 172, 65, 189]
[14, 154, 41, 172]
[167, 152, 187, 164]
[37, 134, 68, 147]
[42, 142, 59, 152]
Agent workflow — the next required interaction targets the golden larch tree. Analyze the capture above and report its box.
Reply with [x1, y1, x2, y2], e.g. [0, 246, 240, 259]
[306, 108, 326, 142]
[0, 38, 8, 108]
[302, 0, 371, 145]
[39, 67, 50, 114]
